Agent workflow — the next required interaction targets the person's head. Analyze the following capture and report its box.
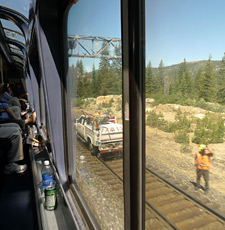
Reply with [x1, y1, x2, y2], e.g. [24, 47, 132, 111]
[16, 82, 21, 88]
[2, 83, 11, 94]
[199, 144, 206, 154]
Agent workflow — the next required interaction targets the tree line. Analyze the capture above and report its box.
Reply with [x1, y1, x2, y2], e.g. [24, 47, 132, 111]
[69, 42, 122, 101]
[69, 50, 225, 106]
[146, 54, 225, 104]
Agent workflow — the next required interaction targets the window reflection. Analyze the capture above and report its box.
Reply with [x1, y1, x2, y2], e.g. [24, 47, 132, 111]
[9, 47, 23, 56]
[68, 0, 123, 228]
[11, 55, 23, 64]
[1, 19, 23, 34]
[4, 28, 25, 44]
[0, 0, 29, 18]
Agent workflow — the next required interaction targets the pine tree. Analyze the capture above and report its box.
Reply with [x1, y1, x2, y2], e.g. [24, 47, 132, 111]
[163, 75, 169, 95]
[111, 44, 122, 74]
[201, 56, 216, 102]
[77, 75, 91, 98]
[168, 69, 178, 95]
[91, 64, 99, 97]
[99, 41, 110, 71]
[111, 44, 122, 95]
[96, 41, 122, 96]
[75, 60, 91, 98]
[194, 68, 204, 99]
[76, 60, 84, 77]
[176, 59, 192, 96]
[217, 53, 225, 103]
[156, 60, 165, 94]
[192, 113, 224, 144]
[146, 61, 158, 96]
[98, 67, 114, 96]
[69, 64, 77, 98]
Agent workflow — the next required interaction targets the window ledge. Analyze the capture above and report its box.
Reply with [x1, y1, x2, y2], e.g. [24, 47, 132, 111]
[29, 146, 79, 230]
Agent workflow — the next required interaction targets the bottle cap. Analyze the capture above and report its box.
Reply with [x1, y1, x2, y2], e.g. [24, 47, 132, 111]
[44, 160, 50, 166]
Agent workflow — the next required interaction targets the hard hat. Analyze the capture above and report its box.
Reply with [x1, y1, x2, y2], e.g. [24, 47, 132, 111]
[199, 144, 206, 150]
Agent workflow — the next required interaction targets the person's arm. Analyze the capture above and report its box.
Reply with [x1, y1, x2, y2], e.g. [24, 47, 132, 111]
[18, 98, 27, 103]
[194, 153, 198, 167]
[3, 92, 12, 100]
[206, 148, 214, 156]
[5, 107, 20, 120]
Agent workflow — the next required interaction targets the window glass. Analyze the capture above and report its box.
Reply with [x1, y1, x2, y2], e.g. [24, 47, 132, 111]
[1, 19, 25, 44]
[0, 0, 29, 18]
[67, 0, 123, 228]
[146, 0, 225, 228]
[3, 28, 25, 44]
[12, 55, 23, 64]
[1, 19, 23, 34]
[9, 46, 23, 56]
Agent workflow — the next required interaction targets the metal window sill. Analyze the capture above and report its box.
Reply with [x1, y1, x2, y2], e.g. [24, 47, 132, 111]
[29, 146, 78, 230]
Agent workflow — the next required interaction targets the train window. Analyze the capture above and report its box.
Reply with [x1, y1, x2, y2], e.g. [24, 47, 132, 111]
[67, 0, 123, 228]
[8, 46, 23, 56]
[1, 19, 25, 44]
[11, 56, 23, 65]
[0, 0, 29, 18]
[146, 0, 225, 228]
[4, 29, 25, 45]
[1, 18, 22, 33]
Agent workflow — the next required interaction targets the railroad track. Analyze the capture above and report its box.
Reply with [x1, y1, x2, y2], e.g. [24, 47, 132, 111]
[75, 139, 225, 229]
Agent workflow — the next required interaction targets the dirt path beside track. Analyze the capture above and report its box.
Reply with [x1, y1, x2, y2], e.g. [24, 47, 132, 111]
[146, 125, 225, 215]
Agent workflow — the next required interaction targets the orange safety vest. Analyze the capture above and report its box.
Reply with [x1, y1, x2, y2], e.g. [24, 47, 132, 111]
[195, 152, 211, 170]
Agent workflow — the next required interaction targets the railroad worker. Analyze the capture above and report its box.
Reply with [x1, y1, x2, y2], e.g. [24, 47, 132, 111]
[0, 123, 27, 174]
[194, 144, 214, 194]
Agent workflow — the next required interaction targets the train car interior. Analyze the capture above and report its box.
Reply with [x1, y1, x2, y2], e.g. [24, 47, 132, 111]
[1, 0, 225, 230]
[0, 0, 145, 229]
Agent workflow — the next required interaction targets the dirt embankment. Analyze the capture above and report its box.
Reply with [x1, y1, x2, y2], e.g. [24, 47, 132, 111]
[74, 97, 225, 214]
[145, 103, 225, 214]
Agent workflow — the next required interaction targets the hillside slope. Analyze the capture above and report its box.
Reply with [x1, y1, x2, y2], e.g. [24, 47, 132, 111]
[74, 97, 225, 215]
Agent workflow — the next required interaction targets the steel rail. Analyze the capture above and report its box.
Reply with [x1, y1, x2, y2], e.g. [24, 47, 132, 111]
[76, 137, 225, 228]
[76, 139, 176, 228]
[98, 157, 180, 229]
[146, 166, 225, 222]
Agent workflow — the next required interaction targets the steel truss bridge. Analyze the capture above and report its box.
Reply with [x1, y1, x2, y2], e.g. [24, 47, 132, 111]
[68, 35, 121, 59]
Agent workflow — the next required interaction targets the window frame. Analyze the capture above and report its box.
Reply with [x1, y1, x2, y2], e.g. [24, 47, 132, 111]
[64, 0, 146, 229]
[28, 0, 146, 228]
[122, 0, 146, 229]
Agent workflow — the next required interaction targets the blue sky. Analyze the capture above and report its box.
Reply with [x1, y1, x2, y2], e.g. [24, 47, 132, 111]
[2, 0, 225, 69]
[69, 0, 225, 69]
[147, 0, 225, 67]
[68, 0, 121, 38]
[0, 0, 29, 18]
[68, 0, 121, 71]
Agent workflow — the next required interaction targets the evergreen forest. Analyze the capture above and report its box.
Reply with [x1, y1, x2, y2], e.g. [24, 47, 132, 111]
[69, 53, 225, 111]
[69, 52, 225, 146]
